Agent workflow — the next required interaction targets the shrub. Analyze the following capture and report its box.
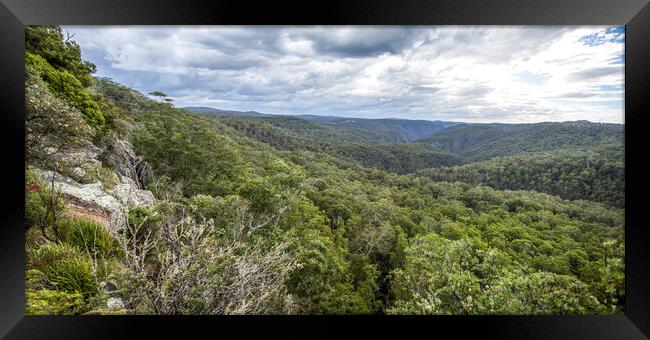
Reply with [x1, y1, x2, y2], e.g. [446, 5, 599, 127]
[58, 218, 117, 258]
[98, 167, 119, 190]
[127, 206, 162, 231]
[26, 52, 104, 127]
[25, 169, 66, 239]
[189, 194, 220, 221]
[26, 288, 85, 315]
[25, 69, 92, 165]
[28, 243, 97, 297]
[97, 97, 132, 137]
[25, 170, 49, 228]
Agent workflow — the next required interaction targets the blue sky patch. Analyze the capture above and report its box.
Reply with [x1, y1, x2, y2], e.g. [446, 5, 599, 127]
[580, 26, 625, 46]
[514, 71, 550, 85]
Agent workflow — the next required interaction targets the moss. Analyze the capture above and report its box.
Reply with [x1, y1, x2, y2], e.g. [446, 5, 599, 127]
[26, 288, 85, 315]
[60, 163, 119, 190]
[83, 308, 130, 315]
[26, 269, 48, 290]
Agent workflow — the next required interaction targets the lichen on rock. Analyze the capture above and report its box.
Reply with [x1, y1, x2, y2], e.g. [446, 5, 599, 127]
[108, 174, 155, 208]
[33, 129, 156, 231]
[33, 168, 126, 229]
[33, 167, 154, 230]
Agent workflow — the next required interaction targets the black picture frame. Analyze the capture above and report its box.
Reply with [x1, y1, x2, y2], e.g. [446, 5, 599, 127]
[1, 0, 648, 338]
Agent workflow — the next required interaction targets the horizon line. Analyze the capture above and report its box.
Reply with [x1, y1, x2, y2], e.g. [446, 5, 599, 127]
[181, 106, 625, 125]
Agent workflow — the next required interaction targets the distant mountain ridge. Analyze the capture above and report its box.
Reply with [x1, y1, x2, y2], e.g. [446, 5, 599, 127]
[183, 106, 462, 143]
[195, 106, 625, 205]
[299, 115, 461, 143]
[184, 106, 266, 117]
[183, 106, 624, 162]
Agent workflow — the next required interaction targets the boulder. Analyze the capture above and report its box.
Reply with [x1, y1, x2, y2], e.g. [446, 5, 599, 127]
[34, 135, 156, 230]
[99, 281, 118, 293]
[106, 297, 125, 310]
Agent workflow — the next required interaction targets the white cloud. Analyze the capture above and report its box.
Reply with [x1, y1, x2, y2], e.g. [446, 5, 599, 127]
[62, 25, 625, 123]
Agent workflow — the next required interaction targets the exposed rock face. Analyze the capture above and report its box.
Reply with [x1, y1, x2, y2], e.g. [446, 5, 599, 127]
[103, 135, 149, 190]
[35, 134, 155, 230]
[34, 169, 126, 229]
[71, 166, 86, 178]
[108, 174, 156, 207]
[33, 167, 155, 230]
[48, 144, 103, 169]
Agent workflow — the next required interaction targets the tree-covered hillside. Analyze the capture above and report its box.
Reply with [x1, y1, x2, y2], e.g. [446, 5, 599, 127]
[215, 115, 464, 174]
[417, 143, 624, 208]
[418, 122, 624, 161]
[24, 25, 625, 316]
[185, 107, 461, 143]
[184, 106, 266, 117]
[300, 115, 460, 143]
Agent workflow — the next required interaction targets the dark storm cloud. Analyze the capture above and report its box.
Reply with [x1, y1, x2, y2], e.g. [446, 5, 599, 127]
[294, 27, 422, 57]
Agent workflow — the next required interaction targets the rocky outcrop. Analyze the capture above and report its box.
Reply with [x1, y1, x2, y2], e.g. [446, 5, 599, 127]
[34, 169, 126, 229]
[46, 144, 103, 169]
[108, 174, 156, 207]
[35, 132, 156, 230]
[103, 135, 149, 190]
[34, 168, 156, 230]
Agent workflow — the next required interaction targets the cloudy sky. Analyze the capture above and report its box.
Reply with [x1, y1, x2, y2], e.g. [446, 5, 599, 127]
[62, 26, 624, 123]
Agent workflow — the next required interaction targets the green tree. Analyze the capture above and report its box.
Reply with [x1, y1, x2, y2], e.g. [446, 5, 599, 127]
[149, 91, 169, 102]
[25, 25, 97, 87]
